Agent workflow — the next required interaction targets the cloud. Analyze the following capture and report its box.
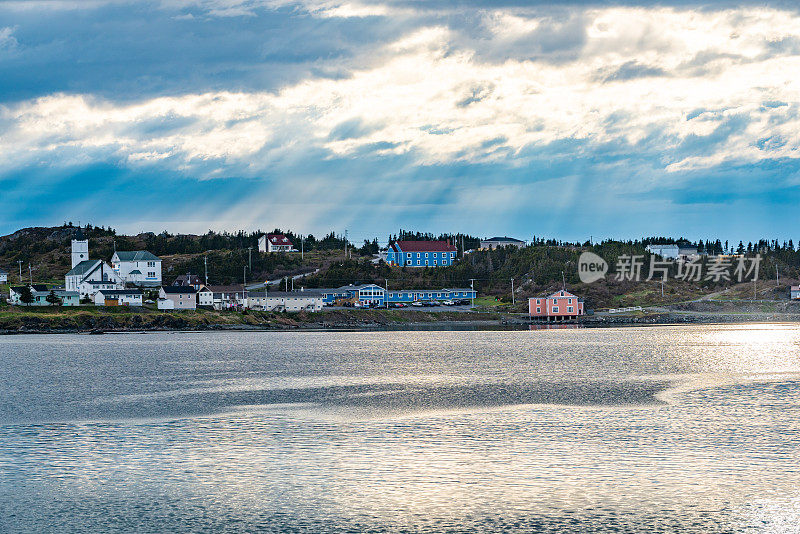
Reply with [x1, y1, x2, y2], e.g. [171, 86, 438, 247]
[1, 1, 800, 238]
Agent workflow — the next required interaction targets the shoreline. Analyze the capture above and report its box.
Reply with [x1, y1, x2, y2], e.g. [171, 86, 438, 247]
[2, 307, 800, 335]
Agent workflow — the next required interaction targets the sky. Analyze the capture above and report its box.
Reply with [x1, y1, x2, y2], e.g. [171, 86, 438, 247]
[1, 0, 799, 243]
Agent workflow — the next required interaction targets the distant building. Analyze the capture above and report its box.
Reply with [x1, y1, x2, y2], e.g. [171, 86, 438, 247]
[196, 285, 214, 307]
[259, 233, 296, 253]
[93, 289, 143, 307]
[646, 244, 680, 260]
[172, 273, 203, 288]
[320, 284, 386, 306]
[65, 230, 124, 297]
[111, 251, 162, 286]
[207, 285, 248, 310]
[248, 290, 324, 312]
[386, 241, 457, 267]
[385, 288, 476, 304]
[529, 290, 585, 320]
[9, 286, 79, 306]
[0, 268, 7, 283]
[480, 237, 526, 250]
[792, 286, 800, 300]
[317, 285, 477, 306]
[158, 286, 197, 310]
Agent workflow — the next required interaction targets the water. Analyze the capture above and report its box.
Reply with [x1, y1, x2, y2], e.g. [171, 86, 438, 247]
[1, 324, 800, 532]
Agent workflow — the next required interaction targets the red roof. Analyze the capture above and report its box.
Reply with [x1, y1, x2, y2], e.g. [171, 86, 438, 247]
[267, 233, 293, 246]
[394, 240, 457, 252]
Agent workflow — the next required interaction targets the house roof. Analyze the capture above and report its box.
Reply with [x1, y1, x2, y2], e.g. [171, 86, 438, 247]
[114, 250, 160, 262]
[97, 289, 143, 296]
[129, 269, 142, 275]
[161, 286, 196, 294]
[173, 274, 201, 286]
[392, 240, 457, 252]
[249, 290, 324, 298]
[206, 285, 247, 293]
[540, 290, 581, 300]
[65, 259, 101, 277]
[482, 236, 525, 243]
[266, 233, 293, 245]
[85, 280, 117, 285]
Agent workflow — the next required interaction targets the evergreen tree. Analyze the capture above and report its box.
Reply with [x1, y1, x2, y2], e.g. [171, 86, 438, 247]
[18, 286, 34, 306]
[45, 290, 62, 306]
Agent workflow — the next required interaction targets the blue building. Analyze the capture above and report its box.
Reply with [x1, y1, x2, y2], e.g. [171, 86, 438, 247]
[320, 284, 386, 306]
[386, 240, 458, 267]
[385, 288, 476, 303]
[319, 285, 477, 306]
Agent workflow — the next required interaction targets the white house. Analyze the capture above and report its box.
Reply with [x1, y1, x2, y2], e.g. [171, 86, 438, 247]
[111, 250, 162, 286]
[159, 286, 197, 310]
[646, 244, 680, 260]
[196, 285, 214, 307]
[258, 233, 296, 253]
[0, 268, 7, 283]
[480, 237, 526, 250]
[247, 290, 324, 311]
[792, 286, 800, 300]
[93, 289, 143, 306]
[207, 285, 248, 310]
[65, 231, 123, 297]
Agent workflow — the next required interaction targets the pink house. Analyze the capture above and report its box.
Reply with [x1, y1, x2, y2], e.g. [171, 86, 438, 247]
[529, 290, 584, 320]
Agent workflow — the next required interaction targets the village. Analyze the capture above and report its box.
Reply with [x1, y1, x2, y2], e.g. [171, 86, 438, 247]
[3, 228, 800, 325]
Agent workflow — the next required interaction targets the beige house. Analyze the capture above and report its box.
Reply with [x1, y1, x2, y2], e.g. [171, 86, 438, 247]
[159, 286, 197, 310]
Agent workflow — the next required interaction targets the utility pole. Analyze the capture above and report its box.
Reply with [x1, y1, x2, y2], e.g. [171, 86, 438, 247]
[301, 235, 304, 261]
[470, 278, 475, 307]
[461, 235, 465, 258]
[511, 278, 515, 306]
[248, 247, 252, 271]
[204, 256, 208, 286]
[561, 271, 566, 290]
[243, 265, 247, 288]
[291, 277, 294, 291]
[344, 229, 348, 259]
[18, 260, 23, 281]
[29, 263, 32, 284]
[776, 266, 780, 287]
[385, 278, 389, 308]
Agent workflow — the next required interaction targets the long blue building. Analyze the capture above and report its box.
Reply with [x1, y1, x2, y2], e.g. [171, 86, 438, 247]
[319, 284, 476, 306]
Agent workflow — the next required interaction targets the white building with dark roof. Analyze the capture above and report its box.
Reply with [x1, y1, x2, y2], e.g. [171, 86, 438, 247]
[258, 233, 296, 253]
[480, 236, 527, 250]
[0, 268, 7, 283]
[93, 289, 144, 306]
[112, 250, 162, 286]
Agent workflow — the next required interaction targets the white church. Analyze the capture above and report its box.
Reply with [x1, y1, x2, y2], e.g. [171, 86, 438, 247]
[64, 229, 124, 297]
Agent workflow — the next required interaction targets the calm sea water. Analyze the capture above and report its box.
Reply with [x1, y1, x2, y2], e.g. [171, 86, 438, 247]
[1, 325, 800, 533]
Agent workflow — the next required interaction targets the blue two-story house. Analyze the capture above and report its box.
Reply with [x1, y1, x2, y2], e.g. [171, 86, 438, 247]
[386, 241, 457, 267]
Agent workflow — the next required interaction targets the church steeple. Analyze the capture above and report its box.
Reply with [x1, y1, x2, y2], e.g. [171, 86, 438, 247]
[71, 228, 89, 268]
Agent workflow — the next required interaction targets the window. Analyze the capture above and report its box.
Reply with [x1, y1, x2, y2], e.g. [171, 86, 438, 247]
[425, 253, 429, 258]
[417, 253, 420, 258]
[148, 272, 156, 278]
[433, 260, 437, 266]
[567, 306, 573, 313]
[536, 308, 541, 313]
[568, 298, 573, 304]
[553, 307, 559, 313]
